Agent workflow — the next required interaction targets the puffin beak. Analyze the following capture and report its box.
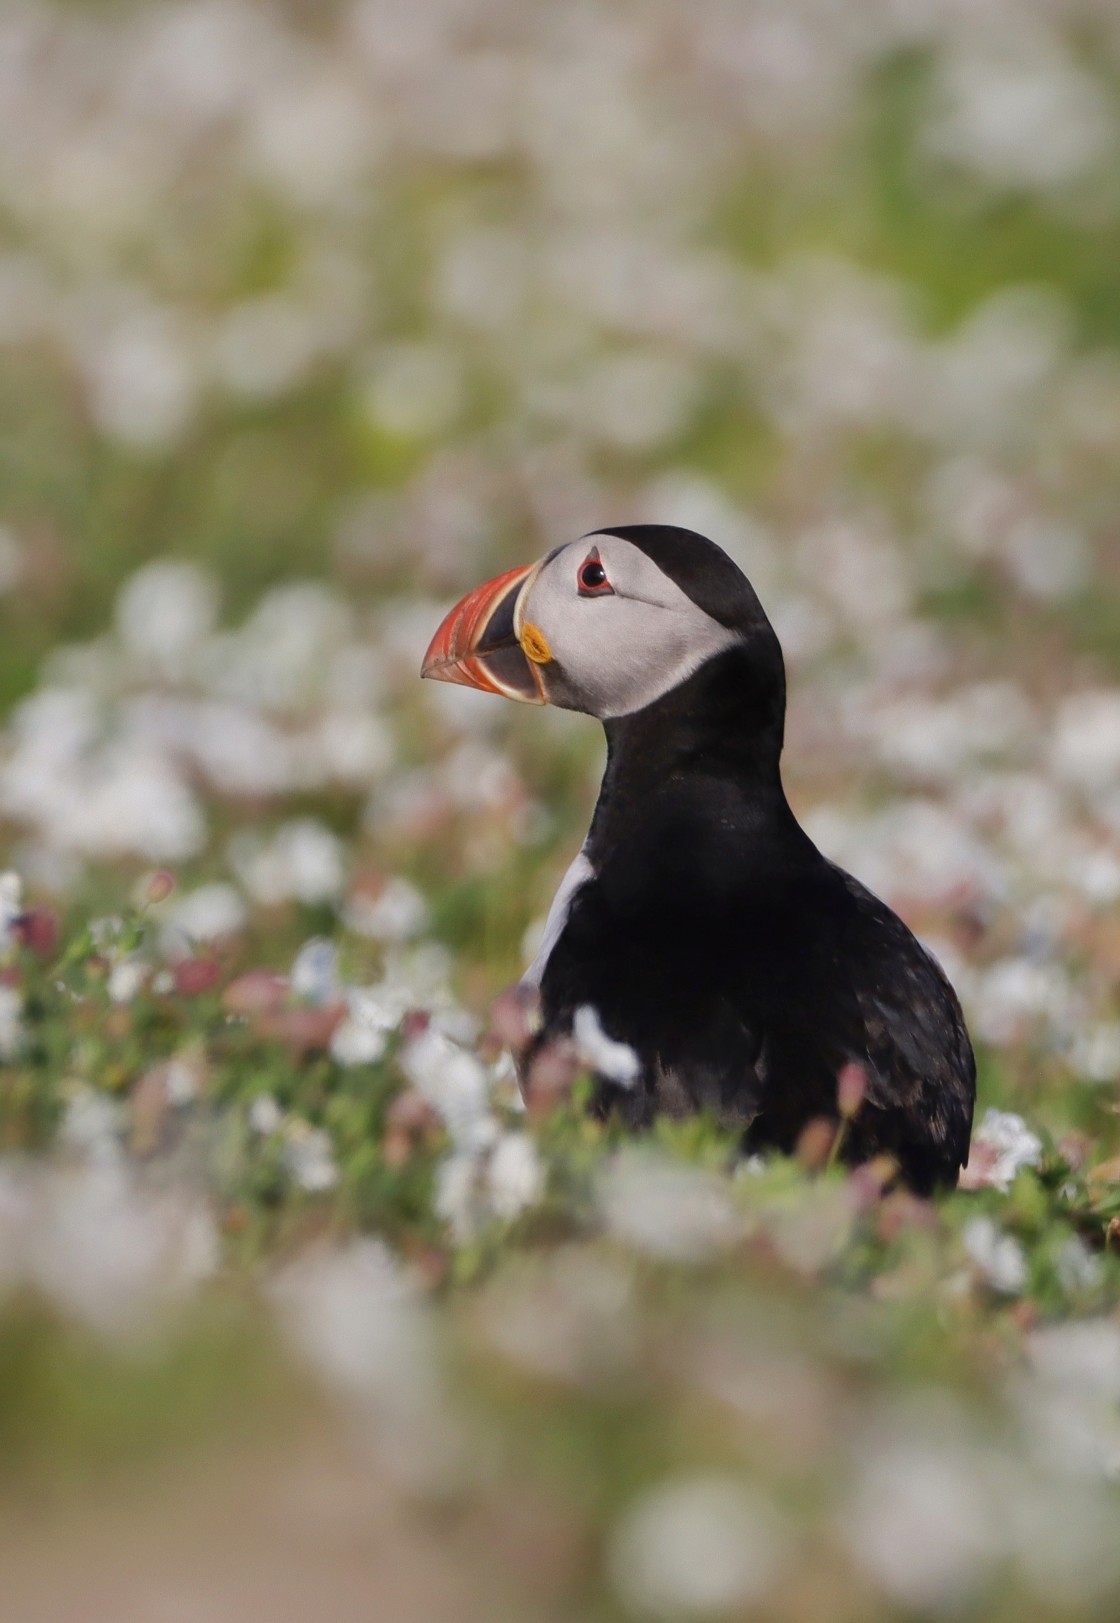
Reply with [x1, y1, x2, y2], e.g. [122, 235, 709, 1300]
[421, 562, 549, 704]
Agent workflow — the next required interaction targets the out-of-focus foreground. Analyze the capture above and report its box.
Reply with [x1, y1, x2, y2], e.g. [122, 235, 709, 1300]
[2, 1, 1120, 1618]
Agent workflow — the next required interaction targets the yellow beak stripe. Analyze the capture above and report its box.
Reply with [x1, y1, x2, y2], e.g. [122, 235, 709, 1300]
[519, 622, 553, 664]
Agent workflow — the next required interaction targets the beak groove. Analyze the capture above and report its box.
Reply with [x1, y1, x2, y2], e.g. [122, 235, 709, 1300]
[421, 562, 547, 704]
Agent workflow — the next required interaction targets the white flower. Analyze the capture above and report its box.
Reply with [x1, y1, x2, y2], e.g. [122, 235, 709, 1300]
[573, 1005, 640, 1085]
[609, 1475, 789, 1617]
[291, 937, 339, 1005]
[599, 1151, 742, 1262]
[963, 1217, 1028, 1294]
[0, 985, 23, 1061]
[108, 957, 148, 1004]
[282, 1120, 338, 1193]
[0, 871, 22, 951]
[432, 1151, 480, 1242]
[400, 1028, 490, 1142]
[115, 560, 219, 673]
[962, 1108, 1043, 1192]
[1051, 690, 1120, 791]
[230, 819, 345, 906]
[845, 1407, 995, 1610]
[1056, 1236, 1103, 1295]
[343, 877, 428, 942]
[248, 1094, 283, 1136]
[486, 1132, 544, 1221]
[161, 883, 246, 959]
[60, 1086, 123, 1164]
[330, 1016, 388, 1067]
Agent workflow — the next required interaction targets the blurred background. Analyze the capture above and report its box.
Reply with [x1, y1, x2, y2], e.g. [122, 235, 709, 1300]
[3, 1, 1120, 1619]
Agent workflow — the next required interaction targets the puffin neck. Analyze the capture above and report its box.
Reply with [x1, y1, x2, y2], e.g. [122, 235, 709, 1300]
[588, 642, 792, 854]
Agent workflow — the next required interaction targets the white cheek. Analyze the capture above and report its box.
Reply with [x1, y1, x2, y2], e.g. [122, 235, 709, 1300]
[522, 542, 739, 718]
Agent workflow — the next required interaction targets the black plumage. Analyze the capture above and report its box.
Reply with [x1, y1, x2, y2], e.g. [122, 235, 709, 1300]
[525, 526, 975, 1193]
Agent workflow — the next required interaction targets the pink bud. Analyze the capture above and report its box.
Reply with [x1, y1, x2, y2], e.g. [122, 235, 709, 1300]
[837, 1062, 868, 1120]
[146, 870, 175, 905]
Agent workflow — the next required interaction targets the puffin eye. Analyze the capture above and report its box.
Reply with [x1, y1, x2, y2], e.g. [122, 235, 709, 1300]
[577, 552, 613, 597]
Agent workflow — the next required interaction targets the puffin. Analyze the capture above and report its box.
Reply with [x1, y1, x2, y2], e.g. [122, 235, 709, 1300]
[421, 525, 975, 1194]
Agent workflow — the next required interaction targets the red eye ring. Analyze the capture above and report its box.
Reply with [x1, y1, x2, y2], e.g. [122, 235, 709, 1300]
[577, 550, 613, 596]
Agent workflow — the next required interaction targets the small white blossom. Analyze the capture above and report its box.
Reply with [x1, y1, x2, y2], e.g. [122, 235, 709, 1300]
[330, 1016, 388, 1067]
[343, 877, 428, 941]
[610, 1475, 789, 1617]
[599, 1151, 742, 1262]
[0, 985, 24, 1061]
[108, 957, 148, 1004]
[162, 883, 247, 959]
[291, 937, 339, 1005]
[400, 1028, 490, 1142]
[0, 871, 23, 950]
[963, 1216, 1028, 1295]
[486, 1132, 544, 1221]
[283, 1120, 339, 1193]
[962, 1109, 1043, 1192]
[248, 1094, 283, 1136]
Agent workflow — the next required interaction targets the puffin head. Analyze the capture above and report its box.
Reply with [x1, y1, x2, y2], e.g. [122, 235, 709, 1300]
[421, 524, 782, 721]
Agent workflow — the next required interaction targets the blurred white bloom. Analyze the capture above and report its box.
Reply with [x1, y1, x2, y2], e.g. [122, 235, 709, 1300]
[108, 956, 148, 1004]
[963, 1108, 1043, 1192]
[1025, 1320, 1120, 1480]
[0, 984, 23, 1060]
[963, 1216, 1028, 1294]
[272, 1238, 429, 1401]
[249, 1094, 283, 1136]
[115, 560, 219, 673]
[1002, 516, 1090, 601]
[270, 1239, 451, 1484]
[362, 343, 463, 439]
[330, 1014, 388, 1067]
[972, 959, 1075, 1048]
[162, 882, 246, 958]
[1030, 1320, 1120, 1403]
[163, 1054, 200, 1105]
[599, 1151, 742, 1262]
[80, 300, 198, 449]
[210, 583, 351, 710]
[573, 1004, 640, 1085]
[12, 1161, 217, 1336]
[60, 1086, 124, 1165]
[927, 48, 1115, 190]
[246, 70, 373, 206]
[0, 687, 206, 862]
[343, 876, 428, 941]
[929, 289, 1070, 452]
[291, 936, 339, 1004]
[283, 1119, 338, 1193]
[213, 293, 323, 400]
[0, 870, 22, 950]
[797, 518, 911, 628]
[845, 1408, 995, 1609]
[579, 351, 700, 452]
[231, 819, 345, 906]
[478, 1248, 634, 1383]
[1051, 690, 1120, 791]
[1069, 1022, 1120, 1083]
[400, 1027, 489, 1142]
[1056, 1235, 1103, 1295]
[486, 1132, 544, 1222]
[315, 710, 394, 783]
[610, 1475, 789, 1618]
[435, 1149, 484, 1242]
